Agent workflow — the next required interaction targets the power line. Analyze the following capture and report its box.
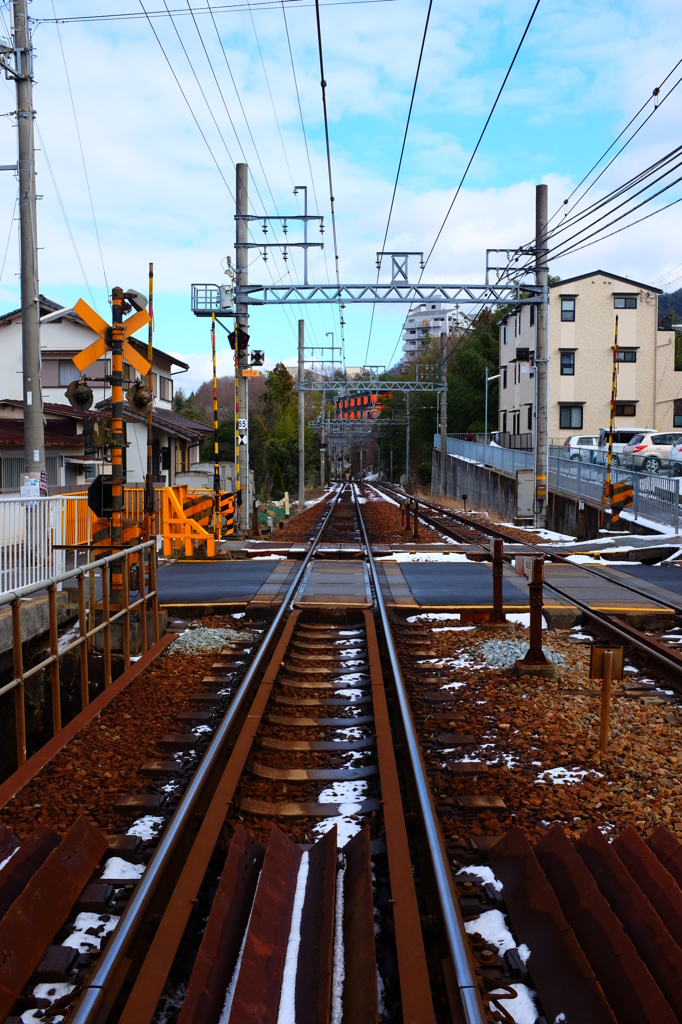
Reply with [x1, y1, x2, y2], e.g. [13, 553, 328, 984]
[35, 122, 98, 309]
[51, 0, 109, 305]
[0, 193, 16, 283]
[547, 57, 682, 230]
[38, 0, 401, 23]
[314, 0, 345, 368]
[138, 0, 235, 199]
[422, 0, 541, 273]
[364, 0, 433, 365]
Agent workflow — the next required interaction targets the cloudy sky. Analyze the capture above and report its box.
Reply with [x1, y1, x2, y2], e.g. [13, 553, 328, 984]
[0, 0, 680, 390]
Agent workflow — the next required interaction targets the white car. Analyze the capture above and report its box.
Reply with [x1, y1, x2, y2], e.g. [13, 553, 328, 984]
[596, 427, 656, 467]
[622, 431, 682, 473]
[562, 434, 599, 462]
[669, 439, 682, 476]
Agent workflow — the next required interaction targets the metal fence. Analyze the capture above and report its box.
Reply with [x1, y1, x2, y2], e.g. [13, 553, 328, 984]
[0, 494, 91, 596]
[436, 435, 682, 531]
[1, 540, 159, 768]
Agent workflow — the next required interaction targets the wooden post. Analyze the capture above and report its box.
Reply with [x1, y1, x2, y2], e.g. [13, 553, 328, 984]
[412, 499, 419, 540]
[150, 544, 160, 643]
[122, 552, 131, 669]
[78, 573, 89, 709]
[405, 500, 411, 532]
[102, 562, 111, 688]
[48, 583, 61, 733]
[138, 547, 147, 655]
[12, 600, 26, 767]
[600, 649, 613, 753]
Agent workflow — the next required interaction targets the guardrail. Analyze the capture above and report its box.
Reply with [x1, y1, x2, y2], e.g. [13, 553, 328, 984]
[0, 540, 159, 769]
[436, 435, 682, 531]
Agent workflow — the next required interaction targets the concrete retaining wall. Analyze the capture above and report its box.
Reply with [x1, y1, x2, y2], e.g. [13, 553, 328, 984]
[431, 449, 653, 539]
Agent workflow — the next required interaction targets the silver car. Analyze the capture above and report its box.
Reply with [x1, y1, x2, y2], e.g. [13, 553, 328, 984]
[621, 431, 682, 473]
[562, 434, 599, 462]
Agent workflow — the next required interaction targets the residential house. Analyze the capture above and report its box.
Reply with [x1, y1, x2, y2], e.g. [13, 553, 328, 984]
[0, 296, 211, 492]
[498, 271, 678, 442]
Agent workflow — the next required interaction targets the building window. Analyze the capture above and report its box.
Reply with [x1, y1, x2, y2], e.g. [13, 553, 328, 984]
[560, 405, 583, 429]
[530, 305, 535, 327]
[503, 367, 507, 389]
[614, 297, 637, 309]
[560, 352, 575, 375]
[615, 403, 637, 416]
[503, 324, 508, 345]
[59, 360, 81, 386]
[502, 411, 507, 432]
[527, 405, 532, 430]
[616, 349, 636, 362]
[561, 299, 575, 322]
[674, 399, 682, 427]
[514, 318, 517, 337]
[159, 376, 173, 402]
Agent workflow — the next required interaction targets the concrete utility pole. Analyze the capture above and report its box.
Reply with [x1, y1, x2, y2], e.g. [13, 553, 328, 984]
[320, 389, 325, 488]
[298, 319, 305, 508]
[440, 331, 447, 496]
[14, 0, 44, 483]
[405, 393, 411, 486]
[535, 183, 549, 528]
[236, 163, 249, 530]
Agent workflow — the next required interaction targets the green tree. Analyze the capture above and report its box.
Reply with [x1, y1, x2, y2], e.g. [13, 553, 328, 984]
[271, 463, 285, 497]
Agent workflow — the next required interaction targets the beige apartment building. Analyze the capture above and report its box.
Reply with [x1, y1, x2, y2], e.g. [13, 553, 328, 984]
[498, 270, 679, 441]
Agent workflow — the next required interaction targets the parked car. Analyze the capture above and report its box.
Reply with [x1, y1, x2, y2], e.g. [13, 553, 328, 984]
[562, 434, 600, 462]
[664, 437, 682, 476]
[596, 427, 656, 466]
[621, 431, 682, 473]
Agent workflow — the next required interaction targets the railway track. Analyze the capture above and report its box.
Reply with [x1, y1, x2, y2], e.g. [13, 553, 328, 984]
[376, 481, 682, 693]
[5, 484, 682, 1023]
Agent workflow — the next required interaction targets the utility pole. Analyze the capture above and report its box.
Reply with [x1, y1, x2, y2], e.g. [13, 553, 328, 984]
[320, 389, 325, 489]
[236, 163, 249, 531]
[535, 183, 549, 528]
[440, 331, 447, 496]
[298, 319, 305, 508]
[405, 393, 411, 486]
[145, 262, 154, 535]
[14, 0, 44, 485]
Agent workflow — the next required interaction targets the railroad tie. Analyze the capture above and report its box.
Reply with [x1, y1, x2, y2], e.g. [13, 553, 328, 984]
[576, 826, 682, 1019]
[489, 827, 617, 1024]
[0, 816, 108, 1021]
[535, 824, 676, 1024]
[612, 826, 682, 948]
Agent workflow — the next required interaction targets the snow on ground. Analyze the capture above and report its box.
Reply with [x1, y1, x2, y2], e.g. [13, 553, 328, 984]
[127, 815, 164, 840]
[506, 613, 548, 629]
[407, 612, 460, 622]
[62, 912, 119, 953]
[536, 766, 603, 786]
[378, 551, 470, 563]
[464, 908, 516, 954]
[457, 865, 503, 891]
[313, 780, 368, 847]
[100, 857, 145, 880]
[365, 483, 399, 506]
[489, 984, 539, 1024]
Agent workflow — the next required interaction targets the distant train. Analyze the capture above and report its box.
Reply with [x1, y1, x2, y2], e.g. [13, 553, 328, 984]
[334, 390, 392, 420]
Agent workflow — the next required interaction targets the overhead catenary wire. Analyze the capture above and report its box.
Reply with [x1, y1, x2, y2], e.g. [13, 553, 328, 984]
[0, 193, 16, 283]
[51, 0, 109, 306]
[314, 0, 345, 369]
[35, 122, 98, 309]
[364, 0, 433, 366]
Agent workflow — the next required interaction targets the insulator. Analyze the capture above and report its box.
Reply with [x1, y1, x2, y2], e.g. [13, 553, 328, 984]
[283, 248, 288, 261]
[283, 220, 288, 234]
[262, 221, 268, 234]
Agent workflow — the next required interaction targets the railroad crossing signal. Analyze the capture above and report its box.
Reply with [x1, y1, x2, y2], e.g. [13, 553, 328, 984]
[71, 298, 152, 375]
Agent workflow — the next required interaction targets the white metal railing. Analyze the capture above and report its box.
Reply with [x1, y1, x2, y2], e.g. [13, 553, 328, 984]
[0, 494, 91, 596]
[436, 435, 682, 530]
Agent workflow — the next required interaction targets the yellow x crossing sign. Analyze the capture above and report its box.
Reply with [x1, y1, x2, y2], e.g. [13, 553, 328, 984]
[71, 298, 152, 375]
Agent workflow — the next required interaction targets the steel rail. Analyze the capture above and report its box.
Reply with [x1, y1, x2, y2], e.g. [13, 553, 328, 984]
[353, 484, 485, 1024]
[375, 482, 682, 686]
[71, 486, 343, 1024]
[378, 481, 682, 615]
